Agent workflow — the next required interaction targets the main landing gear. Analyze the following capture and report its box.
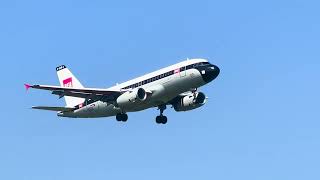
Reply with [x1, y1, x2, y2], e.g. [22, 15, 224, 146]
[116, 113, 128, 122]
[156, 105, 168, 124]
[116, 105, 168, 125]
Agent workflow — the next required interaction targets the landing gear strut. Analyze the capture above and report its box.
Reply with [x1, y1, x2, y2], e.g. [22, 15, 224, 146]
[116, 113, 128, 122]
[156, 105, 168, 124]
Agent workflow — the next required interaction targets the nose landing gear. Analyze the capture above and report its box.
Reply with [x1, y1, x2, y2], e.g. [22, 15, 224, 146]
[116, 113, 128, 122]
[156, 115, 167, 124]
[156, 105, 168, 124]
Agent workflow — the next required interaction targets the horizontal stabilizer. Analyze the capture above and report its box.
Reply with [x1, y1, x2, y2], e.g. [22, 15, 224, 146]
[32, 106, 75, 112]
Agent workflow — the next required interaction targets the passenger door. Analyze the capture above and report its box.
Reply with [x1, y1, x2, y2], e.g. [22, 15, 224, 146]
[180, 66, 187, 77]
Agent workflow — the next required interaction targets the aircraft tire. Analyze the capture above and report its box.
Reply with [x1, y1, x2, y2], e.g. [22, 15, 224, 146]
[161, 116, 168, 124]
[116, 113, 128, 122]
[122, 114, 128, 122]
[156, 116, 162, 124]
[156, 116, 167, 124]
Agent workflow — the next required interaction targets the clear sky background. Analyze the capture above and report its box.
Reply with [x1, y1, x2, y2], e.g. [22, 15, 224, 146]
[0, 0, 319, 179]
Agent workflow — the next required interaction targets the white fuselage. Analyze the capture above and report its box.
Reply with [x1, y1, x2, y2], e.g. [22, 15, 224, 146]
[60, 59, 213, 118]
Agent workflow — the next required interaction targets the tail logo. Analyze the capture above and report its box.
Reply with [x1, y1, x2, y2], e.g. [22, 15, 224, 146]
[63, 77, 73, 87]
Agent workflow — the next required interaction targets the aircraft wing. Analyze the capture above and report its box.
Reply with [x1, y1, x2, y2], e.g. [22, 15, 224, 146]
[25, 84, 124, 102]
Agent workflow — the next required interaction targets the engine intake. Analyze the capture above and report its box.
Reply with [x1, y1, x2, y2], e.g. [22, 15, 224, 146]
[137, 88, 147, 101]
[173, 92, 207, 112]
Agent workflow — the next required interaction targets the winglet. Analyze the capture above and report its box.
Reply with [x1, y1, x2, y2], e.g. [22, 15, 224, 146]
[24, 84, 32, 91]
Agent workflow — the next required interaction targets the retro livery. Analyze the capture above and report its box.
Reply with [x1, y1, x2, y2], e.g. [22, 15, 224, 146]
[25, 58, 220, 124]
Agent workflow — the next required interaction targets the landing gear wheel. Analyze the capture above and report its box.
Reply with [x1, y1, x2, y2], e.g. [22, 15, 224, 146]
[156, 116, 161, 124]
[162, 116, 167, 124]
[155, 115, 168, 124]
[156, 105, 168, 124]
[116, 113, 128, 122]
[122, 114, 128, 122]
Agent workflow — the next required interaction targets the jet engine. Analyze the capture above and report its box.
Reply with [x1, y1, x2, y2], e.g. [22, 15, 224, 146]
[173, 92, 207, 112]
[116, 88, 148, 109]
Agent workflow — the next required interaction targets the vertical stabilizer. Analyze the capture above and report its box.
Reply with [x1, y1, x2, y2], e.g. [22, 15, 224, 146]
[56, 65, 85, 107]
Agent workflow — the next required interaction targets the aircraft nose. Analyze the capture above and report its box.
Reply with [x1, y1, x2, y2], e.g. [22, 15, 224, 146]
[201, 65, 220, 83]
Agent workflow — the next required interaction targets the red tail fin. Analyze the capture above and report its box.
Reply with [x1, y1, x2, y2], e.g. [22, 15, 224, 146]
[24, 84, 31, 91]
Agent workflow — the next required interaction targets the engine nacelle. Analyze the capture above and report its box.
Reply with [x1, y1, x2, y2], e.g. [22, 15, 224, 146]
[116, 88, 148, 109]
[173, 92, 207, 112]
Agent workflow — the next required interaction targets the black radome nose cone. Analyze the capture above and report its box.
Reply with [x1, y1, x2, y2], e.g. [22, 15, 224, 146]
[201, 65, 220, 83]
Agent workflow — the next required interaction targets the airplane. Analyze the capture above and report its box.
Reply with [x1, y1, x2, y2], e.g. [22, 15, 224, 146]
[25, 58, 220, 124]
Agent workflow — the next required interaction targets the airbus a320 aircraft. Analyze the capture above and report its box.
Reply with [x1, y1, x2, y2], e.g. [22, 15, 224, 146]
[25, 58, 220, 124]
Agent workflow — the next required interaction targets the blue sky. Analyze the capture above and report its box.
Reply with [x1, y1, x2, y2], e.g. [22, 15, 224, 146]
[0, 0, 319, 179]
